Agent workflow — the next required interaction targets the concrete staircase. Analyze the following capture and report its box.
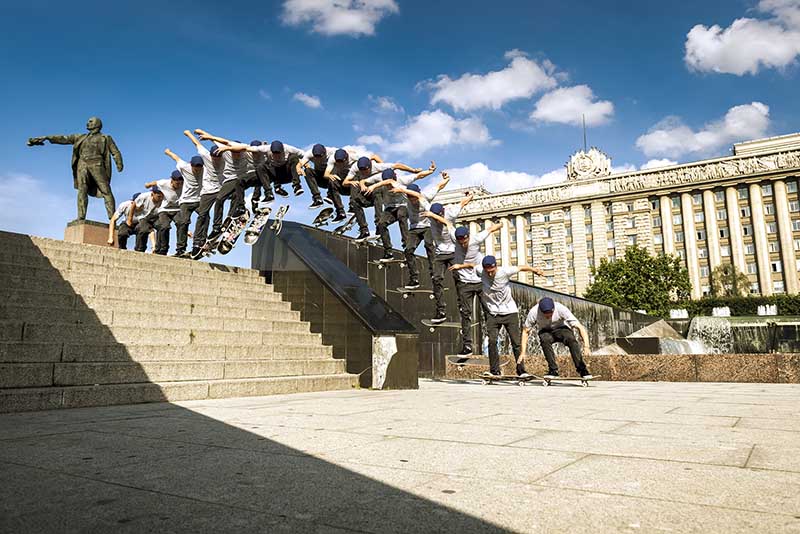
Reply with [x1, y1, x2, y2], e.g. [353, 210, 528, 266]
[0, 231, 358, 413]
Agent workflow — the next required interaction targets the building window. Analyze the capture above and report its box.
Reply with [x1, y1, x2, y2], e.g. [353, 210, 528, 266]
[764, 203, 775, 215]
[545, 259, 553, 269]
[698, 248, 708, 259]
[721, 245, 731, 257]
[511, 249, 517, 259]
[653, 215, 662, 227]
[677, 249, 686, 260]
[606, 204, 613, 215]
[626, 219, 635, 229]
[789, 201, 800, 212]
[769, 242, 780, 253]
[794, 239, 800, 251]
[650, 199, 660, 210]
[702, 285, 711, 296]
[700, 266, 710, 277]
[697, 230, 706, 241]
[762, 183, 773, 196]
[543, 213, 550, 223]
[747, 262, 758, 274]
[695, 212, 704, 223]
[566, 243, 574, 252]
[510, 231, 516, 243]
[771, 261, 782, 273]
[564, 211, 571, 220]
[673, 214, 682, 225]
[546, 276, 554, 286]
[767, 222, 777, 234]
[672, 197, 681, 209]
[606, 221, 614, 232]
[793, 220, 800, 232]
[719, 227, 729, 239]
[654, 234, 663, 244]
[715, 190, 725, 203]
[741, 206, 751, 218]
[675, 231, 684, 242]
[587, 241, 593, 251]
[788, 181, 798, 193]
[565, 227, 572, 237]
[774, 281, 785, 294]
[607, 239, 615, 249]
[745, 243, 755, 255]
[743, 225, 753, 236]
[568, 276, 575, 286]
[628, 235, 637, 246]
[717, 209, 727, 220]
[586, 224, 593, 234]
[692, 193, 702, 205]
[739, 188, 749, 200]
[544, 243, 552, 253]
[584, 206, 591, 218]
[627, 202, 634, 212]
[543, 227, 551, 238]
[750, 282, 760, 295]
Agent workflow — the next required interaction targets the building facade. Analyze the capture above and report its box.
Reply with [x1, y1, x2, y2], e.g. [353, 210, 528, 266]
[441, 133, 800, 298]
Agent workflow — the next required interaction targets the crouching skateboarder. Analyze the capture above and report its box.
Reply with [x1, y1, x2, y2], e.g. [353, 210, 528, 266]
[521, 297, 593, 380]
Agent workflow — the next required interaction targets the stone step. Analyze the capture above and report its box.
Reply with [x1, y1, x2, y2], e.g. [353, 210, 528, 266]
[0, 359, 347, 388]
[0, 260, 270, 290]
[1, 320, 311, 345]
[0, 340, 333, 363]
[0, 374, 359, 413]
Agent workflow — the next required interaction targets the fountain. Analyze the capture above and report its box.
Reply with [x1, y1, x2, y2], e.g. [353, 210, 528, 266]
[670, 309, 689, 319]
[686, 317, 733, 354]
[712, 306, 731, 317]
[757, 304, 778, 316]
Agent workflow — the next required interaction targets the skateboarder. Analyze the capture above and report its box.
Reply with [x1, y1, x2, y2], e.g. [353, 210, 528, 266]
[108, 193, 141, 249]
[423, 194, 474, 324]
[126, 187, 164, 253]
[195, 130, 251, 234]
[471, 256, 543, 376]
[393, 173, 451, 289]
[327, 149, 381, 239]
[182, 130, 223, 255]
[144, 171, 183, 255]
[164, 148, 204, 257]
[365, 162, 436, 262]
[448, 222, 503, 355]
[521, 297, 593, 380]
[239, 140, 305, 197]
[298, 144, 345, 216]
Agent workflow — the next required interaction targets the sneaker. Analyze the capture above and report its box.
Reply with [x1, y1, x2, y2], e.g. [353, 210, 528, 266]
[458, 346, 472, 356]
[274, 187, 289, 197]
[207, 229, 221, 242]
[516, 363, 528, 376]
[293, 186, 304, 196]
[347, 206, 357, 214]
[378, 253, 394, 263]
[481, 371, 501, 378]
[430, 313, 446, 324]
[581, 374, 594, 380]
[171, 250, 187, 258]
[323, 197, 334, 205]
[404, 281, 420, 290]
[543, 373, 559, 380]
[332, 212, 347, 222]
[309, 198, 324, 209]
[356, 231, 371, 240]
[519, 372, 531, 378]
[262, 194, 275, 204]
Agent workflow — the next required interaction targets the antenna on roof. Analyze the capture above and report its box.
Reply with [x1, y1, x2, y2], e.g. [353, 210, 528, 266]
[582, 114, 588, 152]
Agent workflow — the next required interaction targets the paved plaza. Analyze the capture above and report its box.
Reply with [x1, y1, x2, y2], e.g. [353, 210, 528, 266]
[2, 379, 800, 533]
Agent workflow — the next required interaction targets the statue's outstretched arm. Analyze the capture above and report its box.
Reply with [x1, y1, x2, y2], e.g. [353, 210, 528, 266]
[46, 134, 80, 145]
[107, 136, 123, 172]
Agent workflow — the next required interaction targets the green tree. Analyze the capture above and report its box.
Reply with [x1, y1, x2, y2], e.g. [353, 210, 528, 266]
[709, 264, 749, 297]
[584, 245, 691, 317]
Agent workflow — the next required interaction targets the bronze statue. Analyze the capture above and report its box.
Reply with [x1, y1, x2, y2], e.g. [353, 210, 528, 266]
[28, 117, 123, 220]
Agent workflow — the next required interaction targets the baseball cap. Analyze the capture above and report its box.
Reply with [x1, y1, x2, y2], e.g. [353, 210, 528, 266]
[357, 157, 371, 170]
[407, 183, 420, 193]
[454, 226, 469, 239]
[270, 140, 284, 153]
[209, 145, 222, 157]
[430, 202, 444, 215]
[539, 297, 555, 313]
[381, 168, 396, 180]
[481, 255, 497, 267]
[311, 144, 326, 158]
[171, 170, 183, 180]
[190, 156, 203, 166]
[334, 149, 348, 162]
[150, 186, 162, 194]
[131, 192, 141, 201]
[250, 140, 262, 146]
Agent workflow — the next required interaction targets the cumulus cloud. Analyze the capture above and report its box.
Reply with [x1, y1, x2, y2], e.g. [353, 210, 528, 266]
[635, 102, 770, 158]
[685, 0, 800, 75]
[380, 110, 497, 156]
[0, 173, 76, 238]
[258, 89, 271, 100]
[444, 163, 567, 193]
[281, 0, 399, 37]
[424, 50, 559, 112]
[530, 85, 614, 126]
[641, 158, 679, 170]
[357, 134, 386, 145]
[368, 95, 403, 113]
[292, 92, 323, 109]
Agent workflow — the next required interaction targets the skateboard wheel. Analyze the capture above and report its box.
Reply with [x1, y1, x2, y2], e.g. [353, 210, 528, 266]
[518, 381, 526, 387]
[542, 381, 549, 387]
[581, 381, 588, 388]
[403, 294, 408, 299]
[428, 294, 434, 300]
[428, 327, 435, 333]
[480, 379, 488, 385]
[377, 265, 384, 270]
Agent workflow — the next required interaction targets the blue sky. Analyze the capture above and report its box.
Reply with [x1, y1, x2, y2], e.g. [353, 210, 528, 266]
[2, 0, 799, 267]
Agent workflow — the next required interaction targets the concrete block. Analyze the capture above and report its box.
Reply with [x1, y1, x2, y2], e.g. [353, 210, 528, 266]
[0, 342, 63, 363]
[695, 354, 779, 383]
[610, 354, 697, 382]
[54, 362, 225, 385]
[223, 360, 306, 379]
[0, 363, 54, 388]
[62, 343, 227, 362]
[0, 387, 63, 413]
[61, 381, 210, 408]
[776, 353, 800, 383]
[0, 290, 76, 308]
[0, 321, 24, 342]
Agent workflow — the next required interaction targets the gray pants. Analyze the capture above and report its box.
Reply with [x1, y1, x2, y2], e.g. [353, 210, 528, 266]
[176, 202, 200, 253]
[155, 211, 179, 255]
[486, 312, 521, 374]
[134, 215, 156, 252]
[194, 192, 221, 248]
[377, 205, 409, 255]
[404, 227, 435, 284]
[458, 282, 483, 351]
[432, 252, 462, 316]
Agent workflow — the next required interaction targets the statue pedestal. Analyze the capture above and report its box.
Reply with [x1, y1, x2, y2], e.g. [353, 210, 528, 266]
[64, 219, 114, 247]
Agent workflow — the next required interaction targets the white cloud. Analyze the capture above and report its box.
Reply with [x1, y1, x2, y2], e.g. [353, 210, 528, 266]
[368, 95, 403, 113]
[383, 110, 496, 156]
[444, 163, 567, 193]
[357, 135, 386, 145]
[424, 50, 559, 112]
[685, 0, 800, 75]
[292, 92, 323, 109]
[0, 173, 77, 239]
[635, 102, 770, 158]
[258, 89, 271, 100]
[530, 85, 614, 126]
[281, 0, 399, 37]
[641, 158, 679, 170]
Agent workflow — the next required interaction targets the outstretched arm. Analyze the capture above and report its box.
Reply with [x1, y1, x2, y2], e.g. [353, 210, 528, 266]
[448, 262, 475, 271]
[107, 212, 119, 246]
[184, 130, 203, 149]
[367, 179, 395, 194]
[424, 211, 454, 229]
[394, 185, 422, 199]
[518, 265, 545, 277]
[370, 153, 384, 164]
[459, 192, 474, 209]
[194, 129, 232, 146]
[412, 160, 436, 181]
[487, 222, 503, 234]
[164, 148, 181, 163]
[392, 162, 422, 173]
[435, 172, 451, 193]
[107, 136, 124, 172]
[144, 180, 158, 188]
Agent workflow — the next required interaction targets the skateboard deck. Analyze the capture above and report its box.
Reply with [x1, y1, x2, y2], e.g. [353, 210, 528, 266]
[333, 214, 357, 235]
[542, 375, 600, 388]
[270, 205, 290, 235]
[244, 207, 272, 245]
[446, 355, 488, 366]
[312, 207, 335, 227]
[480, 373, 542, 387]
[370, 258, 405, 269]
[217, 210, 252, 254]
[397, 287, 434, 299]
[421, 319, 472, 333]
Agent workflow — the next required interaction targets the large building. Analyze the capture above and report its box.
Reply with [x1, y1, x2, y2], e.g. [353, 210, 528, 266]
[441, 133, 800, 298]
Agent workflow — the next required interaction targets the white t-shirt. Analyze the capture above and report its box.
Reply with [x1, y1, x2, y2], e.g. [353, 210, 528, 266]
[524, 302, 580, 331]
[252, 143, 305, 168]
[347, 161, 394, 182]
[430, 205, 462, 255]
[453, 229, 490, 283]
[155, 179, 181, 213]
[197, 145, 222, 196]
[114, 200, 137, 225]
[407, 187, 436, 229]
[382, 171, 421, 208]
[133, 192, 160, 221]
[221, 151, 249, 184]
[476, 265, 520, 315]
[302, 145, 338, 171]
[325, 149, 367, 177]
[176, 160, 202, 204]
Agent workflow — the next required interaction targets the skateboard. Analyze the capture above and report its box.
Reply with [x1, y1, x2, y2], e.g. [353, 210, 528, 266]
[446, 355, 488, 367]
[353, 235, 381, 249]
[421, 318, 472, 333]
[312, 207, 335, 228]
[369, 258, 406, 270]
[217, 210, 252, 255]
[480, 373, 542, 387]
[397, 287, 434, 299]
[192, 211, 247, 260]
[270, 205, 290, 235]
[244, 207, 272, 245]
[333, 214, 357, 235]
[541, 375, 600, 388]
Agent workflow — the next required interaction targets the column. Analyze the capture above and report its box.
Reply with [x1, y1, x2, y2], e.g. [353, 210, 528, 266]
[681, 193, 702, 299]
[659, 195, 674, 255]
[529, 213, 545, 286]
[551, 210, 568, 292]
[634, 198, 654, 254]
[749, 184, 773, 296]
[774, 180, 799, 294]
[590, 202, 608, 262]
[571, 204, 590, 295]
[515, 215, 529, 284]
[484, 220, 495, 257]
[611, 202, 627, 257]
[725, 187, 746, 274]
[469, 221, 479, 240]
[500, 218, 511, 269]
[702, 190, 721, 270]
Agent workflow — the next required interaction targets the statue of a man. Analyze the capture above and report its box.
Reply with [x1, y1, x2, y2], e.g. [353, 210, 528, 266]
[28, 117, 123, 220]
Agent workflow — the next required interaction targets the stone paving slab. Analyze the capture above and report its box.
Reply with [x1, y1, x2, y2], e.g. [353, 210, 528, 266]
[2, 379, 800, 533]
